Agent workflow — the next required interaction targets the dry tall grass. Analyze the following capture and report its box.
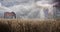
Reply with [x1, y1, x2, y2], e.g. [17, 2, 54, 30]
[0, 19, 60, 32]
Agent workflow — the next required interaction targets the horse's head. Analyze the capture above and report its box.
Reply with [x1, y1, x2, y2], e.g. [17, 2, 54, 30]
[11, 12, 16, 16]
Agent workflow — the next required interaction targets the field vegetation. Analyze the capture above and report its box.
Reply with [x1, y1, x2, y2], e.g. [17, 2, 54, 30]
[0, 19, 60, 32]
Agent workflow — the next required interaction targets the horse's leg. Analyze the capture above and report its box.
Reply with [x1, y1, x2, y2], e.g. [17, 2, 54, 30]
[14, 15, 16, 19]
[13, 14, 16, 19]
[4, 14, 5, 18]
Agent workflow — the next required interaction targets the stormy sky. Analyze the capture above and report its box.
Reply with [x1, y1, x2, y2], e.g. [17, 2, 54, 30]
[0, 0, 60, 19]
[0, 0, 54, 7]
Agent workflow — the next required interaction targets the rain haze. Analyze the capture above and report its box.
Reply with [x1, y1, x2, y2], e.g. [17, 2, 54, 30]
[0, 0, 60, 19]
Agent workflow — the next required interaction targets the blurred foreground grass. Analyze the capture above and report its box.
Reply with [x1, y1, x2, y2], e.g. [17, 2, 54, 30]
[0, 19, 60, 32]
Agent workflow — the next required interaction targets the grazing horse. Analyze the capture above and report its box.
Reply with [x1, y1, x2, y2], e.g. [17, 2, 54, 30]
[4, 12, 16, 19]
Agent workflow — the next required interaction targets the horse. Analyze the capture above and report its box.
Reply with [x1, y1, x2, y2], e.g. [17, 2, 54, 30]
[4, 12, 16, 19]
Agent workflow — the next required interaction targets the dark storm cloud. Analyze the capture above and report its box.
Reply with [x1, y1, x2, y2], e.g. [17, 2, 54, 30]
[53, 0, 60, 7]
[54, 0, 60, 2]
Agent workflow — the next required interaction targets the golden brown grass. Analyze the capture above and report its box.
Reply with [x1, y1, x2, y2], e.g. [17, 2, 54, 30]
[0, 19, 60, 32]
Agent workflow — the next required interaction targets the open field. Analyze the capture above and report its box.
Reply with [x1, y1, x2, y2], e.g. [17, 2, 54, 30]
[0, 19, 60, 32]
